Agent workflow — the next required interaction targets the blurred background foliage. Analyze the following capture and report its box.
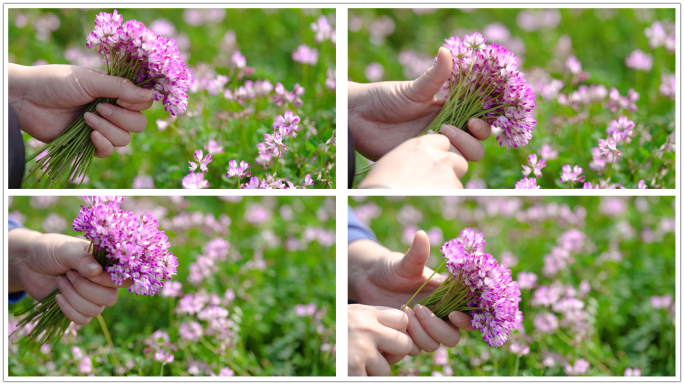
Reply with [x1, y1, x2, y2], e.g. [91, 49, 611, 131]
[349, 8, 676, 189]
[10, 8, 336, 189]
[9, 196, 336, 376]
[349, 195, 675, 376]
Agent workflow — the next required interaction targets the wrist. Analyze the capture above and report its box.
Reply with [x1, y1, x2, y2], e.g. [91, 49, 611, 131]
[8, 228, 42, 293]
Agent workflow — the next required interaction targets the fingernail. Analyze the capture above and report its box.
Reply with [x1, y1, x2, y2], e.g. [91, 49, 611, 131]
[84, 112, 100, 125]
[97, 103, 112, 116]
[87, 263, 101, 275]
[90, 274, 102, 283]
[136, 87, 154, 99]
[117, 100, 131, 108]
[450, 311, 464, 324]
[57, 276, 66, 289]
[55, 294, 64, 304]
[440, 124, 457, 139]
[66, 270, 76, 283]
[415, 304, 426, 319]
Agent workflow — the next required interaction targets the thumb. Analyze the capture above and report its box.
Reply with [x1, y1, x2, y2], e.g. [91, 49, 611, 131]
[408, 47, 452, 101]
[397, 230, 431, 277]
[79, 68, 155, 104]
[55, 239, 103, 279]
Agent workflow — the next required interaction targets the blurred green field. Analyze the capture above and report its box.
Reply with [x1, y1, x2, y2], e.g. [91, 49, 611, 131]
[10, 8, 336, 189]
[350, 196, 675, 376]
[349, 8, 676, 189]
[9, 196, 336, 376]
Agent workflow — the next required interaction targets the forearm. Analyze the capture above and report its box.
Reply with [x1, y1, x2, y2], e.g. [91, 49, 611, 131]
[348, 239, 391, 301]
[8, 228, 41, 293]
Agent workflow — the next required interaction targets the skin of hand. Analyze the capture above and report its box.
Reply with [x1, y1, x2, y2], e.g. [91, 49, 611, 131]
[358, 134, 468, 189]
[348, 231, 475, 352]
[8, 63, 154, 158]
[348, 47, 491, 161]
[8, 228, 133, 326]
[348, 304, 417, 376]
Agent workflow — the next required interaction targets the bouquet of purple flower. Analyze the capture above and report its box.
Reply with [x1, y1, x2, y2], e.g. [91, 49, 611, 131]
[25, 10, 193, 188]
[426, 33, 537, 149]
[403, 228, 522, 347]
[12, 196, 177, 345]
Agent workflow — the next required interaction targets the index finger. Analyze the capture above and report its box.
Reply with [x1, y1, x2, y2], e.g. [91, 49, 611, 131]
[467, 118, 492, 141]
[448, 311, 476, 332]
[86, 270, 133, 289]
[413, 304, 462, 347]
[374, 306, 410, 331]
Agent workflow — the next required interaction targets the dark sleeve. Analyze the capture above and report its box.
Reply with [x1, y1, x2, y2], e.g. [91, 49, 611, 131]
[348, 126, 355, 189]
[348, 206, 377, 244]
[9, 104, 26, 189]
[8, 217, 27, 304]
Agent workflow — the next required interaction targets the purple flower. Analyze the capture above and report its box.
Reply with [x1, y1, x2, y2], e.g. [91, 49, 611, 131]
[271, 82, 305, 108]
[565, 55, 582, 75]
[606, 87, 639, 114]
[625, 49, 653, 72]
[182, 172, 209, 189]
[226, 160, 250, 179]
[638, 179, 648, 189]
[205, 139, 224, 156]
[132, 175, 155, 189]
[606, 116, 635, 144]
[161, 281, 183, 298]
[304, 174, 314, 187]
[437, 228, 522, 347]
[517, 272, 537, 289]
[659, 73, 676, 99]
[433, 346, 449, 365]
[273, 111, 301, 138]
[539, 144, 558, 160]
[72, 196, 177, 296]
[533, 312, 559, 333]
[508, 341, 530, 356]
[560, 164, 585, 184]
[364, 62, 385, 82]
[521, 154, 546, 178]
[325, 68, 336, 91]
[310, 15, 335, 43]
[154, 348, 174, 364]
[291, 44, 318, 65]
[179, 321, 203, 342]
[624, 367, 642, 376]
[564, 358, 590, 376]
[295, 303, 317, 317]
[515, 177, 540, 189]
[188, 149, 212, 174]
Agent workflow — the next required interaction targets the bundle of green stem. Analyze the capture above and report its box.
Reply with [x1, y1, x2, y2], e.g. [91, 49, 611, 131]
[401, 260, 480, 319]
[12, 243, 112, 345]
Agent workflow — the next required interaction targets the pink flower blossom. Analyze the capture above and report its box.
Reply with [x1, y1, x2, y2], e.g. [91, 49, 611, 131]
[291, 44, 318, 65]
[521, 154, 546, 178]
[205, 139, 224, 155]
[188, 150, 212, 174]
[625, 49, 653, 72]
[182, 172, 209, 189]
[226, 160, 250, 178]
[560, 164, 585, 184]
[564, 358, 590, 376]
[515, 177, 540, 189]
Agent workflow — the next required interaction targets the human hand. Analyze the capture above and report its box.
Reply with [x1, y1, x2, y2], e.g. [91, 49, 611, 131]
[348, 231, 476, 352]
[348, 47, 491, 161]
[8, 63, 154, 158]
[8, 229, 133, 325]
[348, 304, 417, 376]
[358, 134, 467, 189]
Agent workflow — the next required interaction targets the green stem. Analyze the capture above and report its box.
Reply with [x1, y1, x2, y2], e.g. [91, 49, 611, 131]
[401, 260, 446, 310]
